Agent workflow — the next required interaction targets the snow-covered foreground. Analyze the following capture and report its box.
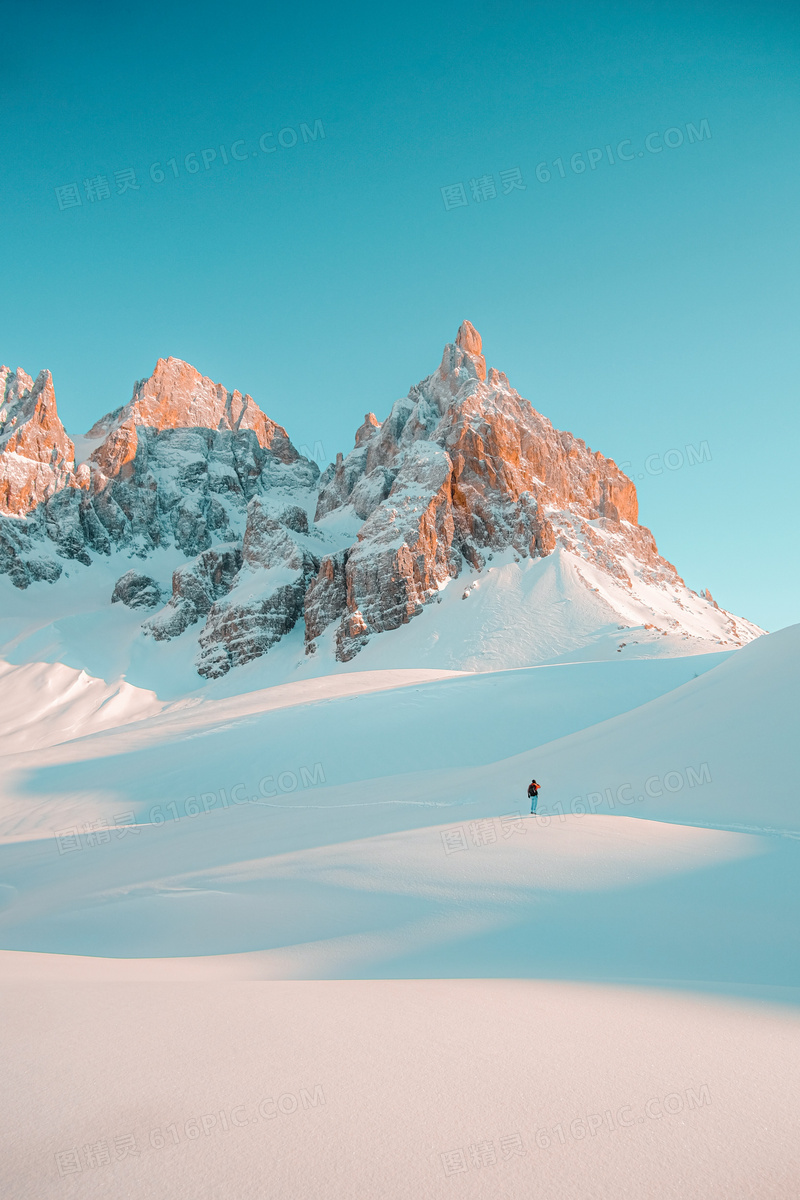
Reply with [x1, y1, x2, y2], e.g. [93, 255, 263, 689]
[0, 629, 796, 981]
[1, 626, 798, 1196]
[0, 660, 164, 753]
[0, 651, 726, 837]
[3, 978, 799, 1199]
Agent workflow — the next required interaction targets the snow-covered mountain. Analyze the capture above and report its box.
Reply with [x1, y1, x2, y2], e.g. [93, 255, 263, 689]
[0, 324, 761, 683]
[0, 337, 790, 1200]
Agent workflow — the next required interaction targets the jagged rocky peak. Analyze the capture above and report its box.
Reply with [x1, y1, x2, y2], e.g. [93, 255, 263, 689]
[0, 352, 319, 591]
[313, 319, 637, 539]
[0, 328, 762, 672]
[87, 357, 298, 481]
[0, 365, 76, 516]
[430, 318, 488, 389]
[453, 319, 487, 380]
[354, 412, 381, 447]
[75, 355, 319, 560]
[0, 365, 35, 416]
[306, 321, 668, 660]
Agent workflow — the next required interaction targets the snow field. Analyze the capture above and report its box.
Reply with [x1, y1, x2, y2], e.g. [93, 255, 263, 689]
[2, 979, 799, 1199]
[0, 624, 797, 1198]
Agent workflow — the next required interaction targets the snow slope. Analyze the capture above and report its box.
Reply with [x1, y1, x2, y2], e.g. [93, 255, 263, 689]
[0, 661, 162, 752]
[324, 543, 759, 671]
[1, 627, 797, 1198]
[498, 619, 800, 834]
[0, 626, 796, 982]
[0, 653, 727, 836]
[0, 543, 759, 708]
[3, 978, 799, 1200]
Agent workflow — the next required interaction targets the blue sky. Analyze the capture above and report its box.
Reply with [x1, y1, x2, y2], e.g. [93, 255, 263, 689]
[1, 0, 798, 630]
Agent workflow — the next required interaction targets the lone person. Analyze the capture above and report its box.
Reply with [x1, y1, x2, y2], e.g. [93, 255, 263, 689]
[527, 779, 541, 815]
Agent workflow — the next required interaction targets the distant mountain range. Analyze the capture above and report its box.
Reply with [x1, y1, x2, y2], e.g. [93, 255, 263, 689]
[0, 323, 761, 680]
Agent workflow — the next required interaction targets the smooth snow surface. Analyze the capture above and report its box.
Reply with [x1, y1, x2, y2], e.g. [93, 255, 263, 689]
[0, 660, 163, 751]
[1, 624, 797, 1198]
[3, 979, 799, 1199]
[0, 653, 725, 836]
[0, 625, 797, 981]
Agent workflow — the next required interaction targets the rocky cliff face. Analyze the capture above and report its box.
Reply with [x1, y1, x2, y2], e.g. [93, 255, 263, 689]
[0, 367, 77, 518]
[0, 327, 761, 676]
[305, 321, 670, 660]
[0, 358, 319, 662]
[86, 356, 298, 469]
[0, 366, 83, 586]
[195, 498, 322, 678]
[82, 357, 315, 560]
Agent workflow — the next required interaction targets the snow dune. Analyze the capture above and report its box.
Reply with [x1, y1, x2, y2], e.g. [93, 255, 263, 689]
[0, 661, 162, 751]
[2, 978, 798, 1199]
[504, 619, 800, 833]
[1, 625, 798, 1198]
[0, 653, 726, 833]
[0, 626, 796, 987]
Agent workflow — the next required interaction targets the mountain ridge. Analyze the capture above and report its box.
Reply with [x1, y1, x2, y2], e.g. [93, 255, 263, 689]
[0, 324, 762, 679]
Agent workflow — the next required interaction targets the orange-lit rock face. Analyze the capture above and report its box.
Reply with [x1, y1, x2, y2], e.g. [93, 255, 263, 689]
[87, 357, 297, 482]
[308, 321, 668, 658]
[72, 357, 319, 563]
[0, 367, 76, 515]
[455, 319, 486, 380]
[0, 355, 318, 592]
[0, 330, 744, 671]
[354, 412, 381, 447]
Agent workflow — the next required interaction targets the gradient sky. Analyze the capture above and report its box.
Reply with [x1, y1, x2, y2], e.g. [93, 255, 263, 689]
[1, 0, 798, 630]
